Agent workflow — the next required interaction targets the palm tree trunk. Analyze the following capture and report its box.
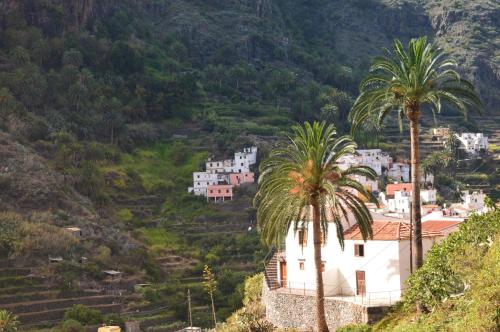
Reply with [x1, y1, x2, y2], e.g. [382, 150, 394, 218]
[409, 113, 423, 270]
[312, 197, 329, 332]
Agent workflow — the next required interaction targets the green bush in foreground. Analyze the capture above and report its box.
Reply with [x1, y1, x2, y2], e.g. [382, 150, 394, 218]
[217, 273, 274, 332]
[403, 210, 500, 311]
[377, 210, 500, 331]
[63, 305, 103, 325]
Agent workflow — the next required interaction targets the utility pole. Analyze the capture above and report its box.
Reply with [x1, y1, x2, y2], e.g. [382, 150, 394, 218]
[187, 289, 193, 328]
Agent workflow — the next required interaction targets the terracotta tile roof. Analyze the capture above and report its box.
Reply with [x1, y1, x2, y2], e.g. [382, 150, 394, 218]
[344, 220, 443, 241]
[386, 183, 413, 196]
[422, 220, 460, 232]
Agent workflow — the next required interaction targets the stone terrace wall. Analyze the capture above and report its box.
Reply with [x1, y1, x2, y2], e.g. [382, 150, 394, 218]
[262, 282, 388, 330]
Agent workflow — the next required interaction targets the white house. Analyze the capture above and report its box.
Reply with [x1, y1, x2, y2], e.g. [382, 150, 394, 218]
[356, 149, 392, 176]
[456, 133, 488, 156]
[337, 149, 392, 176]
[277, 215, 448, 301]
[380, 183, 437, 214]
[189, 147, 258, 198]
[241, 146, 258, 165]
[461, 190, 485, 211]
[422, 210, 464, 223]
[205, 159, 234, 174]
[188, 172, 219, 196]
[387, 163, 410, 182]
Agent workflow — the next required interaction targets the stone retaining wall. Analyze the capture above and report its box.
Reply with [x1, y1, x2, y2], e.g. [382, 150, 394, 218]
[262, 282, 389, 330]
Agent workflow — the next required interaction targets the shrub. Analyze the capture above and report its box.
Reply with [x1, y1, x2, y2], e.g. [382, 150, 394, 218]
[13, 222, 78, 258]
[60, 319, 84, 332]
[403, 210, 500, 311]
[117, 208, 133, 222]
[103, 313, 125, 327]
[64, 305, 102, 325]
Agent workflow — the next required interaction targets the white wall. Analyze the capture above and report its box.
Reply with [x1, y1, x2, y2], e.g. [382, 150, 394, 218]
[282, 221, 442, 300]
[283, 222, 344, 295]
[337, 240, 401, 299]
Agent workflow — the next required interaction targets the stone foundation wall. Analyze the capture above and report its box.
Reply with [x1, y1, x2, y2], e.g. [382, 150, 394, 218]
[262, 282, 388, 330]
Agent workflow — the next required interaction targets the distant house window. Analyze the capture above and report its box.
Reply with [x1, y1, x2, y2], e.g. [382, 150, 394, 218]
[210, 190, 213, 193]
[355, 244, 365, 257]
[197, 175, 200, 178]
[217, 163, 220, 166]
[226, 189, 229, 193]
[298, 229, 307, 246]
[197, 182, 200, 186]
[299, 261, 305, 270]
[241, 163, 244, 166]
[218, 190, 221, 193]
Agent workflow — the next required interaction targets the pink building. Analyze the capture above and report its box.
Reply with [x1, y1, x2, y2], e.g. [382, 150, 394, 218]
[207, 185, 233, 202]
[229, 172, 254, 186]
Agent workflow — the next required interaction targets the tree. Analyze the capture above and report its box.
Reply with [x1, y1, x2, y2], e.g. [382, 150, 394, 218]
[254, 122, 377, 331]
[422, 151, 444, 182]
[350, 37, 481, 270]
[0, 309, 19, 332]
[64, 305, 102, 325]
[203, 265, 217, 327]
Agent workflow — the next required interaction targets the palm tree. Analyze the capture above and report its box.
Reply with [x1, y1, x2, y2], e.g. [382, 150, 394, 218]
[255, 122, 377, 332]
[0, 309, 19, 332]
[350, 37, 481, 270]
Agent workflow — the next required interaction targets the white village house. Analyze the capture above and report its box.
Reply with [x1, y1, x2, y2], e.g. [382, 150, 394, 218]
[456, 133, 488, 156]
[386, 162, 410, 182]
[379, 183, 437, 214]
[461, 190, 486, 211]
[277, 214, 453, 300]
[338, 149, 392, 176]
[262, 212, 461, 330]
[188, 147, 257, 199]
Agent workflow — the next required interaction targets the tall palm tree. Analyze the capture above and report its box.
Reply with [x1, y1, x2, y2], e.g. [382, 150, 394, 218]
[255, 122, 377, 332]
[350, 37, 481, 269]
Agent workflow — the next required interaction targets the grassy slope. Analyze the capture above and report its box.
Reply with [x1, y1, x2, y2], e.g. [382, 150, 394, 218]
[374, 210, 500, 331]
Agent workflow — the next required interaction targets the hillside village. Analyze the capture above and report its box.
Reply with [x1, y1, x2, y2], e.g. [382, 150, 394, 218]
[188, 147, 258, 201]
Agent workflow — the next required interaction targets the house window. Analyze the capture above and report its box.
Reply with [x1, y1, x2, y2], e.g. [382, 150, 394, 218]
[218, 190, 221, 193]
[355, 244, 365, 257]
[210, 190, 213, 193]
[321, 261, 325, 272]
[197, 175, 200, 178]
[299, 260, 305, 270]
[197, 182, 200, 186]
[241, 163, 244, 166]
[226, 189, 229, 193]
[298, 229, 307, 246]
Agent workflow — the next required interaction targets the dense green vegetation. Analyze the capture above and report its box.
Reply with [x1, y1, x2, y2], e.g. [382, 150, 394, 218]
[374, 209, 500, 331]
